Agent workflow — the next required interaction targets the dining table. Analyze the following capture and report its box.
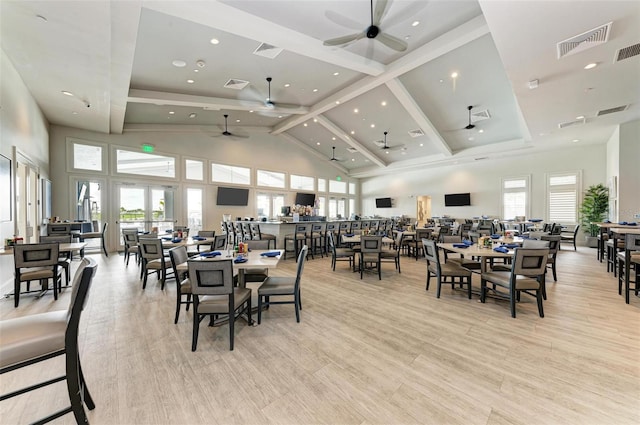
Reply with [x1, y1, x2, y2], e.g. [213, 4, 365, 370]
[176, 249, 283, 288]
[438, 242, 516, 273]
[157, 236, 215, 249]
[595, 222, 639, 261]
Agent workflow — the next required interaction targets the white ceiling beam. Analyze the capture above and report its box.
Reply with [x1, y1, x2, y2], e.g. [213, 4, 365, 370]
[141, 0, 384, 76]
[315, 115, 387, 168]
[385, 79, 453, 157]
[278, 133, 349, 174]
[128, 89, 309, 115]
[271, 15, 490, 135]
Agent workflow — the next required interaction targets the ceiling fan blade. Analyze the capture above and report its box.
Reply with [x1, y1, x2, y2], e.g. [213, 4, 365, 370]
[323, 32, 364, 47]
[325, 10, 363, 31]
[376, 32, 407, 51]
[373, 0, 390, 26]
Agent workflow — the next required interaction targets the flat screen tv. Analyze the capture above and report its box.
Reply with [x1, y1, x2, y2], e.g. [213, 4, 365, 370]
[295, 192, 315, 206]
[216, 187, 249, 206]
[375, 197, 393, 208]
[444, 193, 471, 207]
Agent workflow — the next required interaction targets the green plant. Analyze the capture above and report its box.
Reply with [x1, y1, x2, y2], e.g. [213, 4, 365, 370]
[579, 183, 609, 237]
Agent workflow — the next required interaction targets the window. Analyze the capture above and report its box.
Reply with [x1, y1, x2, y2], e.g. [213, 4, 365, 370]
[329, 179, 347, 194]
[329, 197, 346, 218]
[317, 196, 326, 217]
[257, 170, 285, 188]
[185, 159, 203, 181]
[186, 188, 203, 232]
[74, 143, 103, 171]
[211, 163, 250, 185]
[349, 182, 356, 195]
[257, 192, 285, 219]
[116, 149, 176, 178]
[349, 198, 355, 216]
[290, 174, 314, 191]
[318, 178, 327, 192]
[502, 177, 529, 219]
[548, 172, 580, 223]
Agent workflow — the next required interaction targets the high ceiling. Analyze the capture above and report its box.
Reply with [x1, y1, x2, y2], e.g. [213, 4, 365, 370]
[2, 1, 639, 177]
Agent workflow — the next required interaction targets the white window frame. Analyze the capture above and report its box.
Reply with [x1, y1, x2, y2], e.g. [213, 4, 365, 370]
[256, 169, 285, 188]
[256, 191, 286, 219]
[290, 174, 315, 191]
[501, 176, 530, 220]
[211, 162, 251, 185]
[546, 171, 581, 224]
[329, 179, 347, 194]
[185, 185, 205, 233]
[112, 145, 178, 181]
[66, 138, 108, 175]
[184, 157, 205, 181]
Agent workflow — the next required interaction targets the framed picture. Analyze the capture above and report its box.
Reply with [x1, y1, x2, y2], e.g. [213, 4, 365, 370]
[0, 154, 11, 222]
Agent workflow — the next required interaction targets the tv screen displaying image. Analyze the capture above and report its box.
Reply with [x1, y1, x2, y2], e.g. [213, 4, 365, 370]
[295, 192, 316, 206]
[444, 193, 471, 206]
[216, 187, 249, 206]
[375, 197, 393, 208]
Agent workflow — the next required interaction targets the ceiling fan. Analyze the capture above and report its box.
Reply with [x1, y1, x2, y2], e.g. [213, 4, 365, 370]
[323, 0, 408, 52]
[209, 114, 249, 139]
[329, 146, 343, 162]
[374, 131, 405, 151]
[465, 105, 476, 130]
[244, 77, 304, 116]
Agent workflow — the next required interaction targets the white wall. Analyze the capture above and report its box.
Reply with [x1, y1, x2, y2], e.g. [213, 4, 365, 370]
[618, 119, 640, 221]
[361, 144, 606, 228]
[606, 127, 620, 221]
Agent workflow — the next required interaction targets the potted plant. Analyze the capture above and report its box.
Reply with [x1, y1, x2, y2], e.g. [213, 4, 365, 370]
[579, 183, 609, 247]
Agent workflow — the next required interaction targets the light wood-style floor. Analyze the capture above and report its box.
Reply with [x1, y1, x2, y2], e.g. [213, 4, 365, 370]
[1, 246, 639, 425]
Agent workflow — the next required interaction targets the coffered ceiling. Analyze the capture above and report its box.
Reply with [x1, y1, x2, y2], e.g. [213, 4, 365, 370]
[2, 1, 639, 177]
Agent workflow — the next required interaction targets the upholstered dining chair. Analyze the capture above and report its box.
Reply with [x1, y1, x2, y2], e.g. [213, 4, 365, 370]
[79, 221, 108, 256]
[284, 223, 310, 260]
[359, 236, 383, 279]
[188, 259, 252, 351]
[13, 243, 62, 307]
[122, 228, 140, 266]
[328, 232, 355, 271]
[380, 231, 403, 273]
[258, 245, 308, 324]
[560, 224, 580, 251]
[480, 248, 549, 318]
[169, 246, 191, 324]
[1, 257, 98, 424]
[138, 238, 173, 290]
[39, 235, 73, 287]
[249, 223, 277, 249]
[422, 238, 472, 299]
[617, 233, 640, 304]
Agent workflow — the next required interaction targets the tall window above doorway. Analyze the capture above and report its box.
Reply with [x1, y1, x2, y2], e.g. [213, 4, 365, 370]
[502, 176, 529, 219]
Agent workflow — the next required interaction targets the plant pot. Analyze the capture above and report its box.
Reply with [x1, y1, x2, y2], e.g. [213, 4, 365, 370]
[585, 235, 598, 248]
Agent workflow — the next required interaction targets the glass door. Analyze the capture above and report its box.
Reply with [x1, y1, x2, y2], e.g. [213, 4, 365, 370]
[116, 184, 175, 248]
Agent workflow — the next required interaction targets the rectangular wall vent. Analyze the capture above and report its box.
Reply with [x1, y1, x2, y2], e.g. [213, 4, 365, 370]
[557, 22, 612, 59]
[597, 105, 629, 116]
[471, 109, 491, 122]
[615, 43, 640, 62]
[253, 42, 284, 59]
[408, 129, 424, 138]
[558, 117, 586, 129]
[223, 79, 250, 90]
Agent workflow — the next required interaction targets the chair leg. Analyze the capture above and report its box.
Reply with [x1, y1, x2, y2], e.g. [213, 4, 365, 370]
[191, 301, 200, 351]
[294, 293, 300, 322]
[436, 275, 442, 298]
[174, 288, 182, 324]
[258, 295, 263, 324]
[537, 290, 545, 317]
[426, 271, 431, 291]
[552, 263, 557, 282]
[78, 356, 95, 410]
[66, 347, 90, 425]
[229, 300, 235, 351]
[14, 279, 20, 308]
[510, 292, 517, 318]
[467, 276, 472, 299]
[480, 279, 486, 303]
[102, 237, 108, 256]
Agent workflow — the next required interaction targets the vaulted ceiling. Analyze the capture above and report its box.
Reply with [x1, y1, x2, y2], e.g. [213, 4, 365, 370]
[2, 1, 639, 177]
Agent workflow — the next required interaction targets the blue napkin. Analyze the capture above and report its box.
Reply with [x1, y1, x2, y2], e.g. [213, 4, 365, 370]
[171, 238, 182, 243]
[462, 239, 473, 245]
[452, 243, 469, 248]
[200, 251, 221, 258]
[260, 251, 280, 257]
[490, 234, 501, 239]
[192, 236, 206, 241]
[234, 257, 248, 263]
[493, 246, 509, 253]
[619, 221, 628, 225]
[503, 243, 519, 249]
[530, 218, 543, 222]
[165, 229, 173, 233]
[628, 222, 637, 226]
[161, 236, 172, 240]
[143, 231, 150, 235]
[604, 220, 611, 223]
[521, 235, 530, 239]
[344, 233, 354, 237]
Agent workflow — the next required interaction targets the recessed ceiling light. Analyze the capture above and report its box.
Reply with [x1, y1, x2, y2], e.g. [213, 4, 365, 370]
[169, 111, 175, 115]
[210, 38, 220, 45]
[193, 69, 199, 73]
[313, 88, 318, 92]
[478, 129, 484, 133]
[351, 158, 355, 162]
[249, 110, 254, 113]
[236, 119, 240, 123]
[381, 101, 387, 106]
[404, 35, 410, 40]
[284, 83, 290, 88]
[72, 111, 78, 115]
[189, 113, 197, 118]
[333, 72, 339, 76]
[172, 60, 186, 67]
[412, 21, 420, 27]
[572, 139, 580, 143]
[354, 108, 359, 113]
[278, 115, 283, 118]
[61, 91, 74, 96]
[332, 137, 336, 140]
[385, 151, 389, 154]
[350, 130, 355, 134]
[187, 79, 194, 84]
[313, 118, 318, 123]
[439, 79, 444, 83]
[451, 72, 458, 79]
[584, 63, 597, 70]
[468, 137, 474, 141]
[419, 143, 424, 147]
[336, 101, 340, 105]
[576, 115, 585, 120]
[316, 142, 320, 145]
[370, 124, 375, 128]
[303, 123, 308, 127]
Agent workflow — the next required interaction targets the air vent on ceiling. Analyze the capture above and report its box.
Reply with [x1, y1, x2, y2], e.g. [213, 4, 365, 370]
[558, 117, 586, 129]
[557, 22, 612, 59]
[615, 43, 640, 62]
[253, 42, 284, 59]
[408, 129, 424, 138]
[597, 105, 629, 116]
[223, 79, 250, 90]
[346, 147, 358, 153]
[471, 109, 491, 122]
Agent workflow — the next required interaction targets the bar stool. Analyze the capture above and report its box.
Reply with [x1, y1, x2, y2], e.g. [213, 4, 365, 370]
[250, 223, 277, 250]
[309, 222, 326, 258]
[284, 223, 310, 260]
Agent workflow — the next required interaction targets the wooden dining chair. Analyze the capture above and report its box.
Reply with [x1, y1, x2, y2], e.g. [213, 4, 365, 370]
[359, 236, 383, 279]
[169, 246, 192, 324]
[422, 238, 472, 299]
[12, 243, 63, 307]
[138, 238, 173, 289]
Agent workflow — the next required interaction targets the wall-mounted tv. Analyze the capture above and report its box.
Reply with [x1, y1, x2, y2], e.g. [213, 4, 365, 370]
[216, 187, 249, 206]
[444, 193, 471, 207]
[295, 192, 316, 206]
[375, 197, 393, 208]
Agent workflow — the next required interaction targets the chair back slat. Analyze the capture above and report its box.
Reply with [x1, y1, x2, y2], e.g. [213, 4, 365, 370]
[360, 236, 382, 253]
[511, 248, 549, 276]
[139, 238, 163, 259]
[213, 234, 228, 250]
[188, 259, 233, 295]
[14, 243, 60, 268]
